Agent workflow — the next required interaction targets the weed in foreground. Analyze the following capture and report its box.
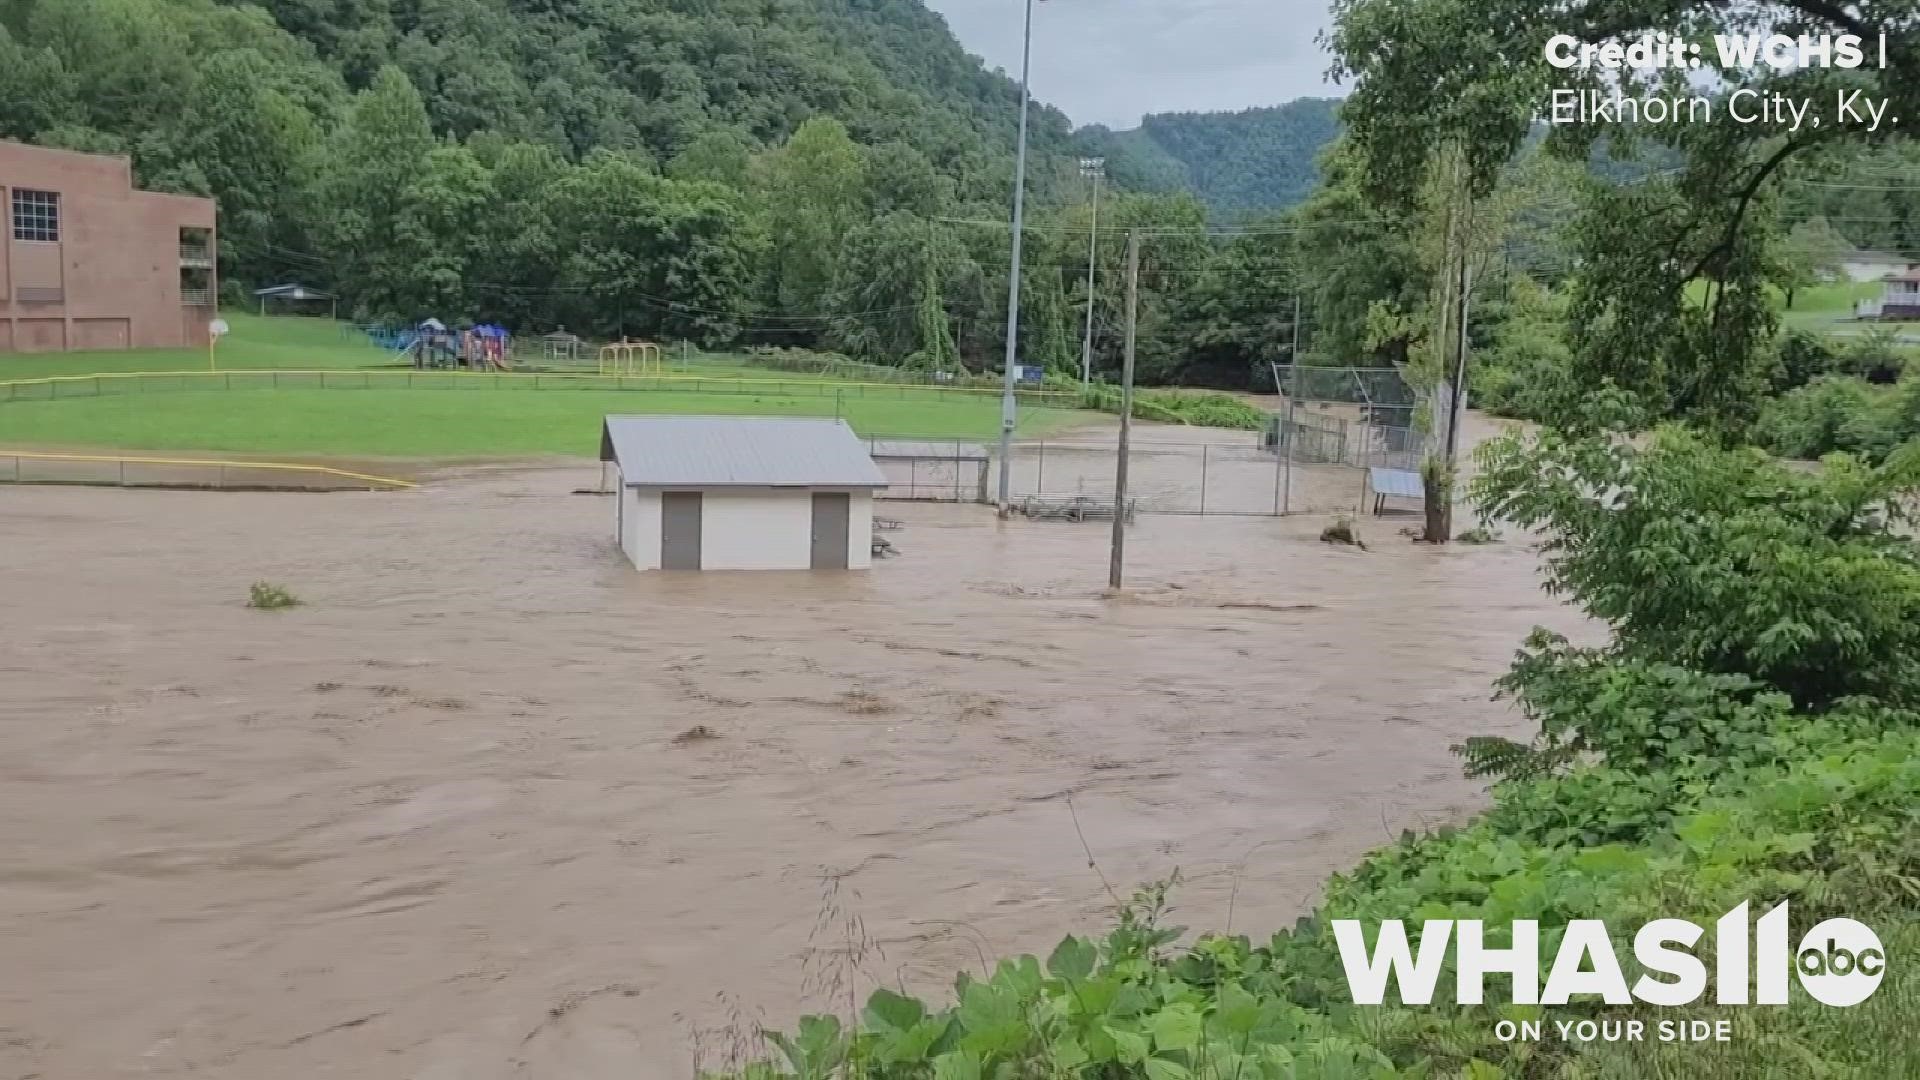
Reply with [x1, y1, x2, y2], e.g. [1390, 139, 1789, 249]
[246, 581, 301, 610]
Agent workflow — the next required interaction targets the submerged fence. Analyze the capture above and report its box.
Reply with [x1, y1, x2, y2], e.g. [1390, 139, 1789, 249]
[876, 435, 1374, 516]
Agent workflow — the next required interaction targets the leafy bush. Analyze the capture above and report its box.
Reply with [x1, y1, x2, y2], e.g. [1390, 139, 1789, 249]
[1771, 328, 1842, 393]
[1754, 375, 1883, 459]
[1834, 330, 1908, 385]
[1473, 422, 1920, 710]
[1473, 278, 1573, 422]
[246, 581, 301, 610]
[1078, 386, 1268, 430]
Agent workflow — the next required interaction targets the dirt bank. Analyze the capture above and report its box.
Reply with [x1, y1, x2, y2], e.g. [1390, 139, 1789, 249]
[0, 453, 1579, 1078]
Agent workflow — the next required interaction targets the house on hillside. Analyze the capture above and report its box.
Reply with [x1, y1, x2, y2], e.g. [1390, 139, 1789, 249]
[1876, 265, 1920, 321]
[1843, 249, 1908, 283]
[599, 415, 888, 571]
[0, 140, 217, 353]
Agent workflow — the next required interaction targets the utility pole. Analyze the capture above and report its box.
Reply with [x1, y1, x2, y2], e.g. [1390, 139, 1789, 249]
[995, 0, 1038, 517]
[1078, 156, 1104, 390]
[1108, 228, 1139, 591]
[1443, 259, 1471, 468]
[1282, 294, 1301, 515]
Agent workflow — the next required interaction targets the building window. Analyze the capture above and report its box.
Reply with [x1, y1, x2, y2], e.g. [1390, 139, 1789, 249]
[11, 189, 59, 242]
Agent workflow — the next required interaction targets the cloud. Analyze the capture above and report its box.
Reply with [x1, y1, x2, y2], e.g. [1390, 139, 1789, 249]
[925, 0, 1343, 129]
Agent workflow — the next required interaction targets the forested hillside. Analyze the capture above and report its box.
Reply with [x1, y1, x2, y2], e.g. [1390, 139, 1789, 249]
[0, 0, 1104, 354]
[0, 0, 1326, 390]
[1078, 99, 1343, 216]
[0, 0, 1077, 197]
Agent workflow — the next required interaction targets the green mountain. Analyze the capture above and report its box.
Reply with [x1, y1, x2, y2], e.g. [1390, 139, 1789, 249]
[1077, 99, 1344, 216]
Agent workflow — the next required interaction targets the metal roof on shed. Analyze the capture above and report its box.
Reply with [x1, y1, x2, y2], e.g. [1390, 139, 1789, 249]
[866, 440, 990, 462]
[600, 415, 888, 488]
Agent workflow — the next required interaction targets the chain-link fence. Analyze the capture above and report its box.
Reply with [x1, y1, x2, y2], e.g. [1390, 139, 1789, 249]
[865, 439, 991, 503]
[1264, 364, 1430, 513]
[985, 432, 1360, 516]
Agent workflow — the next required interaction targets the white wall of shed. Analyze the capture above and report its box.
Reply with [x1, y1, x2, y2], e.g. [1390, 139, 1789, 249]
[617, 483, 663, 569]
[616, 485, 875, 571]
[848, 491, 873, 570]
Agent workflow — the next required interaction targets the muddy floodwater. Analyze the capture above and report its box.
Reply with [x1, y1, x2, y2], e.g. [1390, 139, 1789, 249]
[0, 431, 1581, 1079]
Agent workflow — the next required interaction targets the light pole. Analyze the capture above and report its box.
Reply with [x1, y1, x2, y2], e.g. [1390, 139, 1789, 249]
[1078, 156, 1104, 391]
[996, 0, 1039, 516]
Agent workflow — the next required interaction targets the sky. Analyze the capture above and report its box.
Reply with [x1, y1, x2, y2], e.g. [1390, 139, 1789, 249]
[923, 0, 1342, 130]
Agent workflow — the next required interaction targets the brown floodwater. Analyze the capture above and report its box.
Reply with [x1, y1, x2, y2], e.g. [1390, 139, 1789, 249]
[0, 420, 1581, 1079]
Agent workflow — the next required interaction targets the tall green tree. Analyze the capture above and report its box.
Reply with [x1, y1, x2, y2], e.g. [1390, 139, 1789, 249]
[308, 66, 436, 318]
[547, 151, 760, 344]
[762, 117, 865, 326]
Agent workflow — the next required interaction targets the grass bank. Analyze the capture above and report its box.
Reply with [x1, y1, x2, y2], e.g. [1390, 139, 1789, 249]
[0, 313, 1107, 457]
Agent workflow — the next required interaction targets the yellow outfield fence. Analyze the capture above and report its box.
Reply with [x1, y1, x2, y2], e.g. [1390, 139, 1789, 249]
[0, 367, 1080, 405]
[0, 450, 416, 491]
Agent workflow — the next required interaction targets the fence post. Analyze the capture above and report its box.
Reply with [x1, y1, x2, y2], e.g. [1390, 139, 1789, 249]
[1037, 440, 1046, 493]
[1357, 425, 1372, 516]
[1272, 440, 1283, 516]
[119, 459, 125, 486]
[1200, 444, 1209, 515]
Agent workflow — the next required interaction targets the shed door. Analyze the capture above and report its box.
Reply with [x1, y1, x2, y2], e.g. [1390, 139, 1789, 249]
[661, 492, 703, 570]
[810, 492, 850, 570]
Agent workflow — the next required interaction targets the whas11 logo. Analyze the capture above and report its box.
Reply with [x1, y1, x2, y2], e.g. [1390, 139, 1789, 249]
[1332, 902, 1886, 1008]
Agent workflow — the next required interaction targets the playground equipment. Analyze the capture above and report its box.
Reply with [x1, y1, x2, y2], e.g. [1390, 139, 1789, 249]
[399, 319, 514, 370]
[599, 339, 663, 376]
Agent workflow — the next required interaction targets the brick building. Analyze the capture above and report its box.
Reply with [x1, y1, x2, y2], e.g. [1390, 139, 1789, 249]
[0, 141, 217, 354]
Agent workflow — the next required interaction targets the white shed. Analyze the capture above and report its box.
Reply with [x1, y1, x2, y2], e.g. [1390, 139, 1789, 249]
[598, 415, 888, 571]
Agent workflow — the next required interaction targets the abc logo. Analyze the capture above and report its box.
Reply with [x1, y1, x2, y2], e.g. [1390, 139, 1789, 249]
[1796, 918, 1886, 1006]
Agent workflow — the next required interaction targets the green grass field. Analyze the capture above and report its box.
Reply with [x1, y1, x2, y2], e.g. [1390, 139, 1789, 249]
[0, 386, 1084, 457]
[0, 312, 395, 379]
[0, 314, 1100, 457]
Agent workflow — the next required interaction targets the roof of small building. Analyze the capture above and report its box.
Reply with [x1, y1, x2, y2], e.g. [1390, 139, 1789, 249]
[600, 415, 889, 489]
[254, 283, 334, 299]
[866, 439, 990, 462]
[1883, 266, 1920, 284]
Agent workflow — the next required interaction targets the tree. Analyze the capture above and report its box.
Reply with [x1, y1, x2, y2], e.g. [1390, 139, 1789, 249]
[668, 128, 755, 187]
[1161, 227, 1300, 388]
[1782, 215, 1851, 310]
[391, 144, 497, 316]
[309, 66, 436, 318]
[1327, 0, 1920, 437]
[1290, 140, 1424, 367]
[762, 117, 866, 334]
[1474, 415, 1920, 710]
[546, 152, 759, 345]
